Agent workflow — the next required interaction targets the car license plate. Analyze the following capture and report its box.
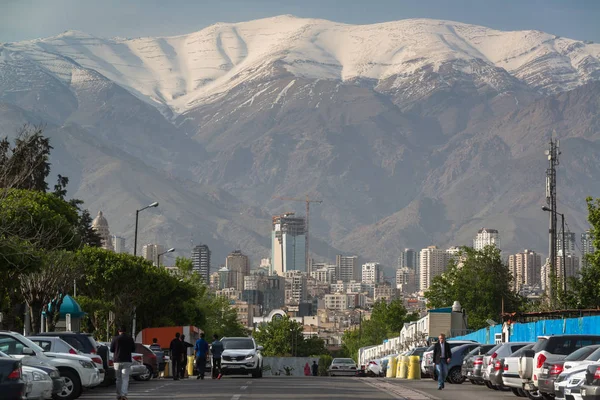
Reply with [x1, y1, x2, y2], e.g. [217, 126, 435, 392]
[565, 388, 571, 395]
[542, 368, 548, 374]
[554, 383, 559, 391]
[582, 388, 586, 396]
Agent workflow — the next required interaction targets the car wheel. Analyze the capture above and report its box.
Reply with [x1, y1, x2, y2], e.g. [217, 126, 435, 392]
[449, 367, 464, 384]
[525, 389, 543, 400]
[484, 380, 493, 389]
[252, 366, 262, 378]
[53, 370, 82, 400]
[139, 365, 153, 381]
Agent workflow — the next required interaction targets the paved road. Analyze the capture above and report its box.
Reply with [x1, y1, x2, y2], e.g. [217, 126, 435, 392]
[79, 376, 519, 400]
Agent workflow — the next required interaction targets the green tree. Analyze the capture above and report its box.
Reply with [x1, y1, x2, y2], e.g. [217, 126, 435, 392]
[253, 316, 326, 357]
[424, 245, 520, 330]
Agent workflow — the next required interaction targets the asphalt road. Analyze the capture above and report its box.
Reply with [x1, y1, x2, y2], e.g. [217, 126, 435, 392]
[79, 376, 521, 400]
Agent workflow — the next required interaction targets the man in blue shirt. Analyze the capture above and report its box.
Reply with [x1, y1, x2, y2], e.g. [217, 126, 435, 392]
[194, 332, 209, 380]
[211, 334, 224, 379]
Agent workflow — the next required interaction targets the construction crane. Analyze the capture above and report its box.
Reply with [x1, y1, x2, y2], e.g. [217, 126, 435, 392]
[273, 195, 323, 272]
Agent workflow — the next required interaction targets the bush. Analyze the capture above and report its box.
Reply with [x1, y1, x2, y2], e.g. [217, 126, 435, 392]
[318, 354, 333, 376]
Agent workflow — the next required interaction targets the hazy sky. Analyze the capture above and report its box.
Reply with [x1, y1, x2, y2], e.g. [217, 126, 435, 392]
[1, 0, 599, 43]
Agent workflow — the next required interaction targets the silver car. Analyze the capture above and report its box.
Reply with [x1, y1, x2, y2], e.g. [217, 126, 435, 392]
[328, 358, 357, 376]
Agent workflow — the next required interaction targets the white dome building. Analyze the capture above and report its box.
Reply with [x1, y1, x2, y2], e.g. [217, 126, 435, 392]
[92, 211, 114, 251]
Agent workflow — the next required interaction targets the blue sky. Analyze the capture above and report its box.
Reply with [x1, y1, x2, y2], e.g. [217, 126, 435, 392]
[1, 0, 599, 43]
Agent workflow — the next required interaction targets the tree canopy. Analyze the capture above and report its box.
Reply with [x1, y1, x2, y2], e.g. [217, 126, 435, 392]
[253, 315, 327, 357]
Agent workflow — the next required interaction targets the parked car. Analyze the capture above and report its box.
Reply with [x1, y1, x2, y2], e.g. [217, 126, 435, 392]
[0, 356, 26, 399]
[553, 364, 594, 400]
[22, 365, 53, 400]
[580, 363, 600, 400]
[328, 358, 358, 377]
[406, 347, 428, 360]
[431, 342, 480, 384]
[0, 330, 102, 400]
[502, 344, 534, 398]
[30, 333, 98, 356]
[484, 342, 531, 390]
[0, 350, 64, 398]
[133, 343, 159, 381]
[220, 337, 264, 378]
[96, 341, 147, 381]
[461, 344, 496, 384]
[518, 335, 600, 399]
[538, 345, 600, 398]
[420, 344, 435, 377]
[366, 359, 383, 377]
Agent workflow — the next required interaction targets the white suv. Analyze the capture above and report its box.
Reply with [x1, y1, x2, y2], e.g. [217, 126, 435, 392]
[0, 331, 102, 400]
[220, 337, 263, 378]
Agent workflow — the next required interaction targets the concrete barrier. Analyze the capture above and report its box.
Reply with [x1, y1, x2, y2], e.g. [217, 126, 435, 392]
[386, 357, 397, 378]
[407, 356, 421, 380]
[397, 356, 409, 379]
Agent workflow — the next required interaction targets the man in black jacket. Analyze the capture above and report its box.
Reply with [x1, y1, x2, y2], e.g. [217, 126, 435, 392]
[110, 326, 136, 400]
[179, 334, 193, 379]
[432, 333, 452, 390]
[169, 333, 184, 381]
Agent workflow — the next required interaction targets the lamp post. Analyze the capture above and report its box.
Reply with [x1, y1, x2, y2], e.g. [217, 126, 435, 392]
[157, 248, 175, 267]
[133, 202, 159, 256]
[542, 206, 567, 293]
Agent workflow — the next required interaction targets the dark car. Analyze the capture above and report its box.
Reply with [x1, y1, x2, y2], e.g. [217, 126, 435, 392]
[538, 344, 600, 397]
[462, 344, 496, 384]
[133, 343, 159, 380]
[581, 363, 600, 400]
[0, 356, 26, 399]
[432, 343, 481, 384]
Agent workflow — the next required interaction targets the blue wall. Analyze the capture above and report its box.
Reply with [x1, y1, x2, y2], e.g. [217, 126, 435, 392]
[452, 315, 600, 343]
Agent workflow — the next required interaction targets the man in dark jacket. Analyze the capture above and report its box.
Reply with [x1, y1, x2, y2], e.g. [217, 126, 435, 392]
[110, 326, 136, 400]
[432, 333, 452, 390]
[179, 334, 193, 379]
[169, 333, 184, 381]
[210, 334, 224, 379]
[311, 360, 319, 376]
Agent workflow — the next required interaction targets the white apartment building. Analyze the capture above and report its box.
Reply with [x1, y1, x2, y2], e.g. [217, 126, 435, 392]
[142, 244, 163, 266]
[508, 250, 542, 290]
[336, 255, 359, 283]
[347, 280, 363, 294]
[111, 235, 126, 253]
[284, 271, 307, 304]
[361, 262, 381, 284]
[324, 293, 349, 310]
[310, 266, 335, 283]
[374, 285, 398, 303]
[419, 246, 450, 291]
[474, 228, 500, 250]
[396, 267, 418, 294]
[330, 281, 346, 293]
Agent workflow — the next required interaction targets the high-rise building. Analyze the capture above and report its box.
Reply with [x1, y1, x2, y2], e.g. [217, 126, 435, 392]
[92, 211, 114, 251]
[508, 250, 542, 291]
[556, 255, 580, 281]
[582, 230, 595, 267]
[399, 249, 418, 269]
[142, 244, 163, 266]
[271, 213, 306, 275]
[336, 255, 359, 283]
[192, 244, 211, 283]
[396, 267, 417, 294]
[310, 267, 335, 283]
[263, 275, 285, 314]
[226, 250, 250, 291]
[557, 231, 576, 256]
[284, 271, 307, 304]
[361, 262, 381, 284]
[473, 228, 500, 250]
[111, 235, 126, 253]
[419, 246, 450, 291]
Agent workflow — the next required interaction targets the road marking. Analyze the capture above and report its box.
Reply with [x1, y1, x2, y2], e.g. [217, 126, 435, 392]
[246, 380, 253, 384]
[240, 385, 248, 390]
[361, 378, 435, 400]
[231, 395, 241, 400]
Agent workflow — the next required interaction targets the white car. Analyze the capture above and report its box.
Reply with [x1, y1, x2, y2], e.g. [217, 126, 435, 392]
[328, 358, 358, 376]
[0, 331, 102, 400]
[220, 337, 264, 378]
[366, 359, 383, 377]
[554, 368, 590, 400]
[22, 365, 53, 400]
[28, 336, 105, 382]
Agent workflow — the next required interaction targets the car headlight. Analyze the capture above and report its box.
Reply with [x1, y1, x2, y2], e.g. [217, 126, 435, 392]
[32, 371, 48, 381]
[79, 360, 95, 369]
[49, 370, 60, 378]
[245, 354, 255, 360]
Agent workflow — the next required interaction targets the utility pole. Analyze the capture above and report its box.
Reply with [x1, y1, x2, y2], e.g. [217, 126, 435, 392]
[545, 138, 560, 306]
[273, 195, 323, 273]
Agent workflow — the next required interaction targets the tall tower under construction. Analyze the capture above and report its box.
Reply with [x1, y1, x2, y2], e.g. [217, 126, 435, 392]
[271, 213, 306, 276]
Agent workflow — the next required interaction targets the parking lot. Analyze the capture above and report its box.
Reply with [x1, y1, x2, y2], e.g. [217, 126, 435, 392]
[377, 378, 521, 400]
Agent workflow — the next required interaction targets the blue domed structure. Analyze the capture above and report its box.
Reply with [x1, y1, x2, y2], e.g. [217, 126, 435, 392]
[47, 295, 85, 318]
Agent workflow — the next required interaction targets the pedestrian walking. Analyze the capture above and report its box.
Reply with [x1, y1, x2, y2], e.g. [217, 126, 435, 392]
[210, 334, 224, 379]
[169, 333, 184, 381]
[433, 333, 452, 390]
[311, 360, 319, 376]
[194, 332, 209, 380]
[149, 338, 161, 352]
[304, 362, 311, 376]
[179, 334, 193, 379]
[110, 326, 136, 400]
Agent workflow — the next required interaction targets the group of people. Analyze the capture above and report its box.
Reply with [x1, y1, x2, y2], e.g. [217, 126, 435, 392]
[169, 332, 224, 380]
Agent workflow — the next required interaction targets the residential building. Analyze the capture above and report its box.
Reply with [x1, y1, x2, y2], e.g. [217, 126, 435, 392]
[310, 266, 335, 283]
[260, 258, 271, 270]
[272, 213, 306, 275]
[399, 249, 418, 269]
[324, 294, 349, 310]
[111, 235, 126, 253]
[216, 288, 241, 301]
[419, 246, 450, 291]
[226, 250, 250, 291]
[242, 290, 264, 306]
[91, 211, 114, 251]
[361, 263, 381, 284]
[396, 267, 418, 294]
[285, 271, 307, 304]
[557, 231, 576, 256]
[192, 244, 211, 283]
[263, 275, 286, 315]
[508, 250, 542, 291]
[142, 244, 163, 266]
[244, 274, 267, 291]
[347, 280, 364, 294]
[582, 230, 595, 267]
[336, 255, 359, 283]
[473, 228, 500, 250]
[556, 254, 580, 281]
[218, 266, 231, 289]
[209, 272, 220, 290]
[374, 284, 398, 303]
[231, 300, 260, 328]
[330, 281, 346, 293]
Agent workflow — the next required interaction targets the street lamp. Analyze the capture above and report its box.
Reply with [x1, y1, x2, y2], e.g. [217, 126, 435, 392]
[133, 202, 159, 256]
[542, 206, 566, 293]
[157, 248, 175, 267]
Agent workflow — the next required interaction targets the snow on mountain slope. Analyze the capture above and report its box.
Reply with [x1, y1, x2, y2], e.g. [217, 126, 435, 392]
[2, 15, 599, 115]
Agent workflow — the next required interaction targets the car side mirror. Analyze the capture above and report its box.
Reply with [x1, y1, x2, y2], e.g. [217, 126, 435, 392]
[22, 347, 35, 356]
[257, 346, 264, 351]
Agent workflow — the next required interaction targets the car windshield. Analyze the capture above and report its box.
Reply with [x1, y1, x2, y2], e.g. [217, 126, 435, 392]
[466, 346, 484, 357]
[584, 347, 600, 361]
[565, 345, 600, 361]
[222, 339, 254, 350]
[334, 359, 355, 364]
[509, 344, 534, 357]
[485, 343, 503, 356]
[8, 333, 46, 353]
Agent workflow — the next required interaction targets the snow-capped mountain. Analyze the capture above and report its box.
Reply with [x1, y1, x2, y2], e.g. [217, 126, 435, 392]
[1, 16, 600, 269]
